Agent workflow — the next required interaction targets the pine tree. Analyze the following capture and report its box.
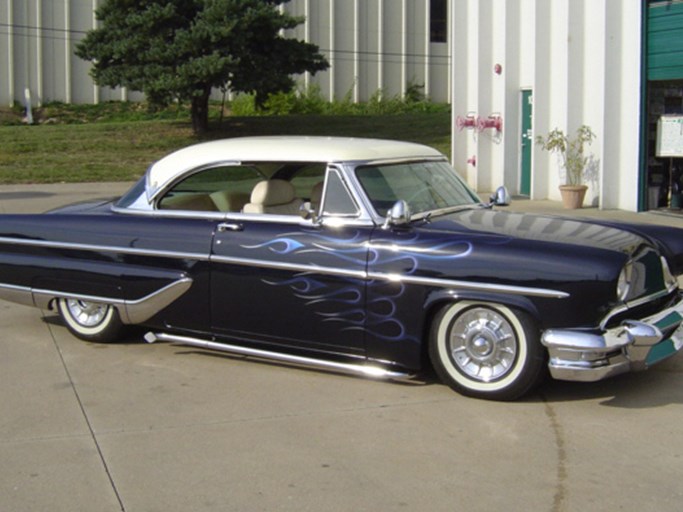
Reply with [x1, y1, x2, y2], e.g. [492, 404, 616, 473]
[75, 0, 328, 134]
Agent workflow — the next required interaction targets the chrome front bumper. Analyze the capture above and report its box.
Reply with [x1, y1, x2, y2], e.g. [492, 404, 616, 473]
[541, 294, 683, 382]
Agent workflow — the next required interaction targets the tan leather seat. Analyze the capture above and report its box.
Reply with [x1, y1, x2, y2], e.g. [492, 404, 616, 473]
[209, 190, 250, 212]
[243, 180, 303, 215]
[159, 193, 218, 211]
[310, 181, 324, 212]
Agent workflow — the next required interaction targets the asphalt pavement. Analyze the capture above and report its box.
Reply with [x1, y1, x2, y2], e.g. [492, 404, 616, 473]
[1, 182, 683, 512]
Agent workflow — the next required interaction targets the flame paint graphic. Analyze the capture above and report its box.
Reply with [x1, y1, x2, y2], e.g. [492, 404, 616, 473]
[242, 229, 484, 344]
[242, 238, 305, 254]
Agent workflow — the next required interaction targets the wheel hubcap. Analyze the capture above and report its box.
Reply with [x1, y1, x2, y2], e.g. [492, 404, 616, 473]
[449, 307, 517, 382]
[66, 299, 108, 327]
[471, 335, 493, 357]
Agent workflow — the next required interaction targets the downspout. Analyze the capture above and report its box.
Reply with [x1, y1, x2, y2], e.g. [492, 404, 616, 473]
[638, 0, 649, 211]
[7, 0, 14, 106]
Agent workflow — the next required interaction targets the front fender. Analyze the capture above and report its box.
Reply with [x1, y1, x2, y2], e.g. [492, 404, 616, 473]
[424, 289, 541, 323]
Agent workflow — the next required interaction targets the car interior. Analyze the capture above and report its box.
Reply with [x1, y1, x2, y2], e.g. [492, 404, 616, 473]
[157, 162, 326, 215]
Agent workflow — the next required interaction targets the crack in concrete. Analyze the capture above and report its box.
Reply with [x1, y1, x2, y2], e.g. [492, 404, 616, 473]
[43, 311, 126, 512]
[541, 394, 568, 512]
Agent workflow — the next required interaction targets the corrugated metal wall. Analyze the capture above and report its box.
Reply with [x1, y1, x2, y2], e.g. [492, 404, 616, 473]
[285, 0, 451, 103]
[452, 0, 644, 211]
[0, 0, 452, 107]
[0, 0, 143, 107]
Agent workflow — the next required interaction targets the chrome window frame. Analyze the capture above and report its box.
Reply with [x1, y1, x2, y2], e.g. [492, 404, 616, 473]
[318, 165, 363, 219]
[342, 156, 454, 225]
[113, 156, 455, 229]
[147, 160, 243, 203]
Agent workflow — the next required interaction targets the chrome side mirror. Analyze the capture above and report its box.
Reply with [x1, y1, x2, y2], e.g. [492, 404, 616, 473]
[299, 201, 318, 223]
[383, 200, 412, 229]
[489, 186, 511, 207]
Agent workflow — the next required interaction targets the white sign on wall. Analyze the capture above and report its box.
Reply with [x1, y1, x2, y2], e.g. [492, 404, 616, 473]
[656, 115, 683, 157]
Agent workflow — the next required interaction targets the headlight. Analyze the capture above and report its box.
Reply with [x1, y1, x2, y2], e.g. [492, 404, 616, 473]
[617, 262, 633, 301]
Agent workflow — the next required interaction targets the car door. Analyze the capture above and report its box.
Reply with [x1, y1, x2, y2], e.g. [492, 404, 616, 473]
[209, 167, 371, 355]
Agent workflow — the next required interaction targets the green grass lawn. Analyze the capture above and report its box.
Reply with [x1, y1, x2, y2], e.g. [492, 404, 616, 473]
[0, 113, 451, 184]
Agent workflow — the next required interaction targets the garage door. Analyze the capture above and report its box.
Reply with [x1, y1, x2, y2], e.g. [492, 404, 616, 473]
[649, 1, 683, 80]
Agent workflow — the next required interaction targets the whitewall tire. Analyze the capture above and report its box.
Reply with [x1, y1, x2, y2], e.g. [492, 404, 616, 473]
[429, 301, 545, 400]
[56, 298, 124, 343]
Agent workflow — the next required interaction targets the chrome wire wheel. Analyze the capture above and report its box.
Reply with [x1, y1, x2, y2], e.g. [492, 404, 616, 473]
[56, 297, 124, 343]
[429, 301, 545, 401]
[448, 307, 517, 382]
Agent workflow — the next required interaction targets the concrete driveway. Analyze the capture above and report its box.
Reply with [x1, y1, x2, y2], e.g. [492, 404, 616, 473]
[1, 183, 683, 512]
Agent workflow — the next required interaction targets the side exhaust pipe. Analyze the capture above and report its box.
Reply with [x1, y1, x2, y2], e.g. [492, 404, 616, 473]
[145, 332, 415, 381]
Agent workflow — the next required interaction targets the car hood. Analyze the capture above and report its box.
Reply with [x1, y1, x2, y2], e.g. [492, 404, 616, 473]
[429, 207, 647, 255]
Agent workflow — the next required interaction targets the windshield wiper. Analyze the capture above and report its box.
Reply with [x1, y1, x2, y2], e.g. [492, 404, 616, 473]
[412, 204, 483, 222]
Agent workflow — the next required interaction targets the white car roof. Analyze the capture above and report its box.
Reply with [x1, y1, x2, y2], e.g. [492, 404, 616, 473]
[146, 136, 443, 200]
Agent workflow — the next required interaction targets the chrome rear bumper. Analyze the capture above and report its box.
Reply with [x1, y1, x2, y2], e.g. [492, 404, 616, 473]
[541, 294, 683, 382]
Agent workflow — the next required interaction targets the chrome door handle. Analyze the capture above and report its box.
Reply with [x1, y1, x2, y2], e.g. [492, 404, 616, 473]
[217, 222, 243, 232]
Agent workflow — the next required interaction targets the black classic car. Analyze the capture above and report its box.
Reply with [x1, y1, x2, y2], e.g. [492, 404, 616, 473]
[1, 136, 682, 400]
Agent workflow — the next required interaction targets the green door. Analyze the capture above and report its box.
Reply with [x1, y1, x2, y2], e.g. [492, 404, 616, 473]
[520, 89, 533, 196]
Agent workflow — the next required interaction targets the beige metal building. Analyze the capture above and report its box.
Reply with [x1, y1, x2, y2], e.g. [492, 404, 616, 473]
[451, 0, 683, 212]
[3, 0, 681, 213]
[0, 0, 452, 106]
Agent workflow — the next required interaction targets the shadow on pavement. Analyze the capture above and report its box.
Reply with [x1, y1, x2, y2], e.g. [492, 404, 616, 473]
[531, 364, 683, 408]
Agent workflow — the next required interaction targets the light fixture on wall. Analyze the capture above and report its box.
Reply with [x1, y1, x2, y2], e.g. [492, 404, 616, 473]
[477, 114, 503, 133]
[455, 112, 478, 130]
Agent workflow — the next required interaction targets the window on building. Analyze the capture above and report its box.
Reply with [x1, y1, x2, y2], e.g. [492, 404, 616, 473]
[430, 0, 448, 43]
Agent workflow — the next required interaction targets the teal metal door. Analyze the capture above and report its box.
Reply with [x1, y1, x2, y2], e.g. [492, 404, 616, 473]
[520, 90, 533, 196]
[648, 2, 683, 81]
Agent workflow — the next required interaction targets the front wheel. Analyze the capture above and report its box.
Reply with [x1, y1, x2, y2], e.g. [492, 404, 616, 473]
[429, 301, 546, 401]
[56, 298, 125, 343]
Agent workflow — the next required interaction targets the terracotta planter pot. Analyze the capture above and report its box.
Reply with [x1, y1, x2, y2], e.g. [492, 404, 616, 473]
[559, 185, 588, 209]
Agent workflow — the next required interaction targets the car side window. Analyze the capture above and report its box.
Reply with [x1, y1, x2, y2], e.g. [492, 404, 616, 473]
[321, 169, 360, 217]
[288, 164, 327, 199]
[157, 165, 262, 212]
[240, 162, 324, 217]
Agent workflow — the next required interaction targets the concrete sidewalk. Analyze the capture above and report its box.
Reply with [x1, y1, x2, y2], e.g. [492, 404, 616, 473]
[1, 183, 683, 512]
[0, 182, 133, 214]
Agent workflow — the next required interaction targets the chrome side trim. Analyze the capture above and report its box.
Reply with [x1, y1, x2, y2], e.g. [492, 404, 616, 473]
[145, 332, 415, 381]
[0, 236, 209, 262]
[209, 255, 568, 298]
[0, 238, 568, 299]
[120, 278, 193, 324]
[0, 283, 36, 308]
[0, 278, 193, 324]
[111, 205, 379, 226]
[209, 255, 368, 280]
[110, 206, 227, 219]
[367, 271, 570, 299]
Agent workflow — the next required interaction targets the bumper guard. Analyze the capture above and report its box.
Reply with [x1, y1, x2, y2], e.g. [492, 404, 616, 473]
[541, 294, 683, 382]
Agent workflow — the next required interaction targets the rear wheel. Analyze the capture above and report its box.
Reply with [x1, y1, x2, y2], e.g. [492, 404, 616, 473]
[429, 301, 545, 400]
[56, 298, 125, 343]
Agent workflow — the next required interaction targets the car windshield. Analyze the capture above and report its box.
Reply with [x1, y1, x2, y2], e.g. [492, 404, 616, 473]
[355, 160, 481, 218]
[115, 177, 146, 209]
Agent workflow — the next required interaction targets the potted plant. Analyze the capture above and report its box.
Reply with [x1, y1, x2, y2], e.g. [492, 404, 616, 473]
[536, 125, 596, 209]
